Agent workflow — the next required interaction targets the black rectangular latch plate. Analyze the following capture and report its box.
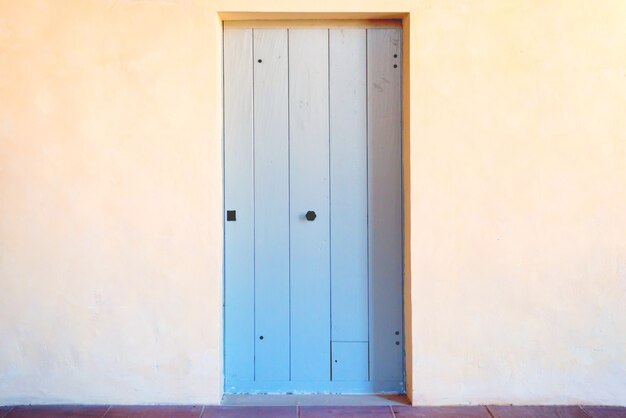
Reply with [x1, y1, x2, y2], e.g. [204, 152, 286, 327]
[226, 210, 236, 221]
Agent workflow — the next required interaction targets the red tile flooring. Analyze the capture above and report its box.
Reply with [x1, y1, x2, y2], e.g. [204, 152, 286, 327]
[0, 405, 623, 418]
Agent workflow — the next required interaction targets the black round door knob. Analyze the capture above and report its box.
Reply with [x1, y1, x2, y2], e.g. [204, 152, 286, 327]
[305, 211, 317, 221]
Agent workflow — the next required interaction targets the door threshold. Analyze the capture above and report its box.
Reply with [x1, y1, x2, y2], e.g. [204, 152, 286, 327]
[221, 394, 410, 406]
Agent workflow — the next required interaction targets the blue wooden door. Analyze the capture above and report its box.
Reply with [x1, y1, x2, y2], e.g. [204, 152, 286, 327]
[224, 25, 403, 394]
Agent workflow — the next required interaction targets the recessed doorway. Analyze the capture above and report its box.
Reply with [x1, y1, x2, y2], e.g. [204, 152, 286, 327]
[223, 21, 403, 394]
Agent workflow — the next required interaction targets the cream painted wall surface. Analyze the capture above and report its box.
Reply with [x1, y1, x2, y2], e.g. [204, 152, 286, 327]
[0, 0, 625, 407]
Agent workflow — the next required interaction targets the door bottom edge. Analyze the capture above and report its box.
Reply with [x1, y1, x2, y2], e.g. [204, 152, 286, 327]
[224, 380, 405, 395]
[221, 393, 410, 406]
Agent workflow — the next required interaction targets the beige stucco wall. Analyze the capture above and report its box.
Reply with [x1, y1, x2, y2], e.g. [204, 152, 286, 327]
[1, 0, 625, 406]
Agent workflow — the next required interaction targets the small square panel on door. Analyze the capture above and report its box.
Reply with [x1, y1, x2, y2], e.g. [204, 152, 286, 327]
[332, 342, 369, 381]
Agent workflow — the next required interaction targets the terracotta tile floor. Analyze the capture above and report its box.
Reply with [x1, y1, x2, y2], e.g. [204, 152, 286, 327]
[0, 405, 623, 418]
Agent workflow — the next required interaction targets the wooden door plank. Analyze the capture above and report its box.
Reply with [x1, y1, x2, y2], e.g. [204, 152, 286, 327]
[253, 28, 290, 382]
[329, 28, 369, 345]
[367, 28, 404, 384]
[289, 28, 331, 382]
[223, 27, 255, 384]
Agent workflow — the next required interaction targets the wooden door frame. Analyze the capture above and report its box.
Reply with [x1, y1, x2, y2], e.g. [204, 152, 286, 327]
[218, 12, 413, 399]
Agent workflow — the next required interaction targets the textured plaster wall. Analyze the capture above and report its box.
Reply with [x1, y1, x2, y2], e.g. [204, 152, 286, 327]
[0, 0, 625, 407]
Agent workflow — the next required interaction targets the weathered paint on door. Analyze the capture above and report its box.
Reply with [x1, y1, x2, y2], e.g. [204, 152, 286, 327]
[224, 25, 403, 394]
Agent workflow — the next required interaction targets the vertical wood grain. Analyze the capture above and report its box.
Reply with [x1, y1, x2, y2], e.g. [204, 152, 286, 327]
[223, 27, 255, 383]
[253, 28, 290, 381]
[329, 29, 369, 345]
[289, 28, 331, 382]
[367, 28, 404, 383]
